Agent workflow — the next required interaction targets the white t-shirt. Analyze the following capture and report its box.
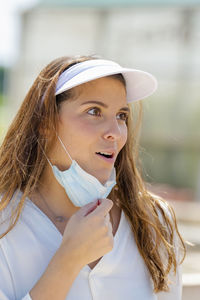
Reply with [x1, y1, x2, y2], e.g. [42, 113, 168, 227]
[0, 191, 182, 300]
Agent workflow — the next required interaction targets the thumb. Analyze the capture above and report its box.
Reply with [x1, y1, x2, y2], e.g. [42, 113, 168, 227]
[76, 200, 99, 218]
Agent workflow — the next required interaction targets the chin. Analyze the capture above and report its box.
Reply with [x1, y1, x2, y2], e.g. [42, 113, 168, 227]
[95, 171, 112, 185]
[85, 164, 113, 184]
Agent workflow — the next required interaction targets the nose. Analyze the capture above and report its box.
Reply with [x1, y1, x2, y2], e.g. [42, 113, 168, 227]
[102, 118, 122, 141]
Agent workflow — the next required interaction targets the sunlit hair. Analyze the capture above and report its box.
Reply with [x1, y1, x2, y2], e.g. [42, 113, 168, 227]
[0, 55, 185, 292]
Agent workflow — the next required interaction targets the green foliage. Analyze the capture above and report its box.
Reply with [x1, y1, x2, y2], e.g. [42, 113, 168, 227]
[0, 67, 4, 94]
[0, 100, 8, 143]
[0, 94, 3, 106]
[140, 91, 200, 192]
[140, 143, 199, 190]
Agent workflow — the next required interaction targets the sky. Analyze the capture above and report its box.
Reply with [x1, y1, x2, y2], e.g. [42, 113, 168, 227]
[0, 0, 38, 67]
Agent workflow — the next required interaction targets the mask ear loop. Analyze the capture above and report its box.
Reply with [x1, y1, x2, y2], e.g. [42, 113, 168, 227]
[37, 140, 54, 168]
[55, 133, 73, 163]
[38, 135, 73, 168]
[38, 123, 73, 167]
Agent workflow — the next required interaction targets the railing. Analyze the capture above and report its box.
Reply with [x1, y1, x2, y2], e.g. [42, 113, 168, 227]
[182, 274, 200, 300]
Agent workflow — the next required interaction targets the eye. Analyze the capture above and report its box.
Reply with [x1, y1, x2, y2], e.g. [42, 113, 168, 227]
[117, 112, 129, 121]
[87, 107, 101, 116]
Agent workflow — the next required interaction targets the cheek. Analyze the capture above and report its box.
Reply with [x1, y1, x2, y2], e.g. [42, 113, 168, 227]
[119, 126, 128, 150]
[59, 117, 97, 144]
[121, 126, 128, 147]
[75, 120, 99, 138]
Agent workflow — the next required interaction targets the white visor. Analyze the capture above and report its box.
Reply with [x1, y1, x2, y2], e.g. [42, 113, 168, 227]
[55, 59, 157, 102]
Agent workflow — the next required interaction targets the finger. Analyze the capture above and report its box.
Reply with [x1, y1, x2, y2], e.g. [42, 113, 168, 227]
[89, 198, 113, 218]
[104, 213, 113, 236]
[104, 213, 110, 226]
[76, 200, 99, 218]
[108, 221, 113, 235]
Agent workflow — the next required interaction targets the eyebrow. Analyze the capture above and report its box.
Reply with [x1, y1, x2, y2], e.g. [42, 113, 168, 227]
[81, 100, 130, 112]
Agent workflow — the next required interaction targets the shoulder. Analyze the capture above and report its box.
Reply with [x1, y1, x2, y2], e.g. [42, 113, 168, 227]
[0, 190, 24, 237]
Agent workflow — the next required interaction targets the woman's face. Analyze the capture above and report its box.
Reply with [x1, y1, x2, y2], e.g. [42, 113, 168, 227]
[49, 76, 129, 184]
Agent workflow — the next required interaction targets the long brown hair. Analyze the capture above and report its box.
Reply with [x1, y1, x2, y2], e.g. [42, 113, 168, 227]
[0, 55, 185, 292]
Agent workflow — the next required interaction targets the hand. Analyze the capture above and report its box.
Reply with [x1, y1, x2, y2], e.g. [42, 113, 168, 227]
[60, 198, 114, 268]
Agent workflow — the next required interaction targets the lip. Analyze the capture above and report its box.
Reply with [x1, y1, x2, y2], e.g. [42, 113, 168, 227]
[95, 149, 117, 164]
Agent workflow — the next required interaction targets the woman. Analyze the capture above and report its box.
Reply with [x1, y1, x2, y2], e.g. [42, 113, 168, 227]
[0, 56, 185, 300]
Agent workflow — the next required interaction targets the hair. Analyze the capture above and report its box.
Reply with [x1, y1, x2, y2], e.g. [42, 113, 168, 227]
[0, 55, 185, 292]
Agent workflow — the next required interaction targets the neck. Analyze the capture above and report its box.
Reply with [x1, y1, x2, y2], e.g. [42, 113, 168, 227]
[31, 163, 119, 228]
[32, 164, 79, 221]
[36, 188, 69, 223]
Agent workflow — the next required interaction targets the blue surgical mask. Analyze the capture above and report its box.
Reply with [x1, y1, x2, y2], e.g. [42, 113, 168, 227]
[46, 135, 116, 207]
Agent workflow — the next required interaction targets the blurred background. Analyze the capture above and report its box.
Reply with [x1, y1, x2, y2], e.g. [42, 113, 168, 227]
[0, 0, 200, 298]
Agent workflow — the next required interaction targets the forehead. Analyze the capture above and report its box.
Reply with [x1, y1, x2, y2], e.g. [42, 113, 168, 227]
[71, 76, 127, 101]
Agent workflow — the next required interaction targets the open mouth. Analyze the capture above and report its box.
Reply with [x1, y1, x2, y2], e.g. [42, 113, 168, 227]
[95, 152, 114, 159]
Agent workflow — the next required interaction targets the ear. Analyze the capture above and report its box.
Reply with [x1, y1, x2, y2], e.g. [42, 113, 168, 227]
[38, 125, 51, 139]
[38, 119, 58, 140]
